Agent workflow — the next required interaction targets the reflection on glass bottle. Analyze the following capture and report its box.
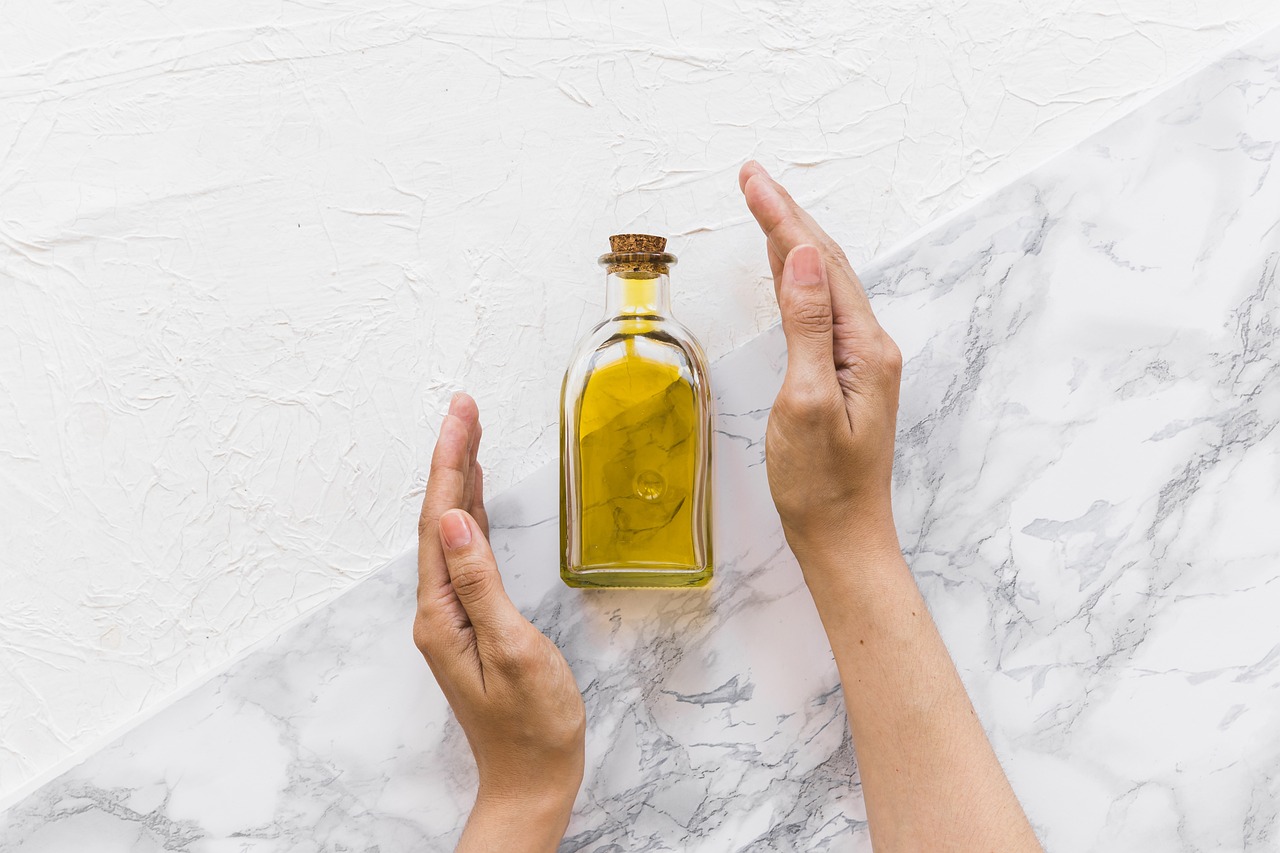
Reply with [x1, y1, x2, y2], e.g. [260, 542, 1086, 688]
[560, 234, 713, 588]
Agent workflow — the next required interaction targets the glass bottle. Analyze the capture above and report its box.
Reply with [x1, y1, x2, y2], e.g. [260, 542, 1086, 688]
[560, 234, 713, 589]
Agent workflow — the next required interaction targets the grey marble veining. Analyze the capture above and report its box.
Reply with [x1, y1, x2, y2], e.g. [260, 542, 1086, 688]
[4, 27, 1280, 852]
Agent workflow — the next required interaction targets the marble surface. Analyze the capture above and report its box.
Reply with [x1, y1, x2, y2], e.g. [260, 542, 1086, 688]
[4, 26, 1280, 852]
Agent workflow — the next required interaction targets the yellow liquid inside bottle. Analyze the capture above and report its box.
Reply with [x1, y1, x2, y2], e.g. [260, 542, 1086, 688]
[575, 337, 698, 570]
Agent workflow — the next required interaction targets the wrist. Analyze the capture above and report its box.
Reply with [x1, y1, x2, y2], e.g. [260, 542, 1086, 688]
[461, 786, 577, 852]
[784, 504, 902, 573]
[475, 781, 578, 815]
[475, 757, 581, 813]
[786, 513, 926, 637]
[785, 506, 913, 606]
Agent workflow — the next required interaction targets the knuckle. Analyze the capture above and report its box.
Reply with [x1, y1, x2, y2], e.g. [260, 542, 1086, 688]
[774, 180, 799, 207]
[449, 557, 494, 599]
[781, 203, 807, 230]
[490, 630, 540, 674]
[825, 239, 851, 266]
[772, 194, 810, 233]
[779, 384, 837, 423]
[425, 459, 466, 496]
[412, 615, 433, 656]
[787, 298, 832, 334]
[877, 334, 904, 375]
[427, 458, 461, 485]
[518, 631, 544, 663]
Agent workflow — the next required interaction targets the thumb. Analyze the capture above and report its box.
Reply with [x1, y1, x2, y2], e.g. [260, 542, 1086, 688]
[439, 509, 522, 638]
[778, 245, 837, 393]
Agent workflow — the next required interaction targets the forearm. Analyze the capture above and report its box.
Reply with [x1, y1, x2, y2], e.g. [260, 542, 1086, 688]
[456, 789, 575, 853]
[798, 524, 1040, 852]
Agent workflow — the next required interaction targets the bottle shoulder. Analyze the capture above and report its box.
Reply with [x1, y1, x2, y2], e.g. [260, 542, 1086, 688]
[570, 316, 709, 373]
[561, 317, 711, 408]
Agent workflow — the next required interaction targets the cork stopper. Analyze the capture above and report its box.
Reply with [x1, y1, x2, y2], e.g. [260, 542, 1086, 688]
[601, 233, 677, 277]
[609, 234, 667, 253]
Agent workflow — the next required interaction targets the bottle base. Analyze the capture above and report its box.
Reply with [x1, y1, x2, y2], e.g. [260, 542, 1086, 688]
[560, 565, 713, 589]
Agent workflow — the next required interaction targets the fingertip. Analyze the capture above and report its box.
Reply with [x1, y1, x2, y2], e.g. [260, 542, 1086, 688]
[449, 391, 479, 426]
[432, 412, 468, 462]
[742, 173, 784, 223]
[739, 160, 768, 192]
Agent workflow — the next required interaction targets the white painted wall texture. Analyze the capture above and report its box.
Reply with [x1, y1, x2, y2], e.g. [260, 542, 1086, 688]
[2, 0, 1278, 802]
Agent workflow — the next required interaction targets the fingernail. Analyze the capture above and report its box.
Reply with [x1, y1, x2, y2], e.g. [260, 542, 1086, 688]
[792, 245, 822, 286]
[440, 510, 472, 549]
[448, 393, 463, 415]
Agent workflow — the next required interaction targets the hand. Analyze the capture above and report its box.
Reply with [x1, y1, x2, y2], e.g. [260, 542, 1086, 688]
[739, 161, 904, 565]
[414, 393, 585, 851]
[740, 164, 1041, 852]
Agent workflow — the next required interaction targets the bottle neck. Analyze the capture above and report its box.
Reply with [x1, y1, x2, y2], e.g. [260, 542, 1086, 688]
[605, 272, 671, 318]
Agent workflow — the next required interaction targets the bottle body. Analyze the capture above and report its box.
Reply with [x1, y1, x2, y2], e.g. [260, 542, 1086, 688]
[560, 242, 713, 588]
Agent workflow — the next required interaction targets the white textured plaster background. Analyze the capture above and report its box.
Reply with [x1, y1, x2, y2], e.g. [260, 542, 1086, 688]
[2, 0, 1279, 802]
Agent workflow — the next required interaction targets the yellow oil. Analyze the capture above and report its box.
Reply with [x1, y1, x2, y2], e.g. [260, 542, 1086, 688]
[577, 345, 696, 565]
[562, 278, 711, 588]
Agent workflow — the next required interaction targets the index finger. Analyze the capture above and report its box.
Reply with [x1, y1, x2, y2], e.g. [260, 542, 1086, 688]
[739, 161, 876, 323]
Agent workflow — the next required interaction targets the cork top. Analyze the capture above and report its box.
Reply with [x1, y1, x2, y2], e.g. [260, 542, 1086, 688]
[609, 233, 667, 253]
[600, 233, 677, 277]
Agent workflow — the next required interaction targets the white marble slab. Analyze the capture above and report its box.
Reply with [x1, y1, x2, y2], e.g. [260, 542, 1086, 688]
[4, 27, 1280, 852]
